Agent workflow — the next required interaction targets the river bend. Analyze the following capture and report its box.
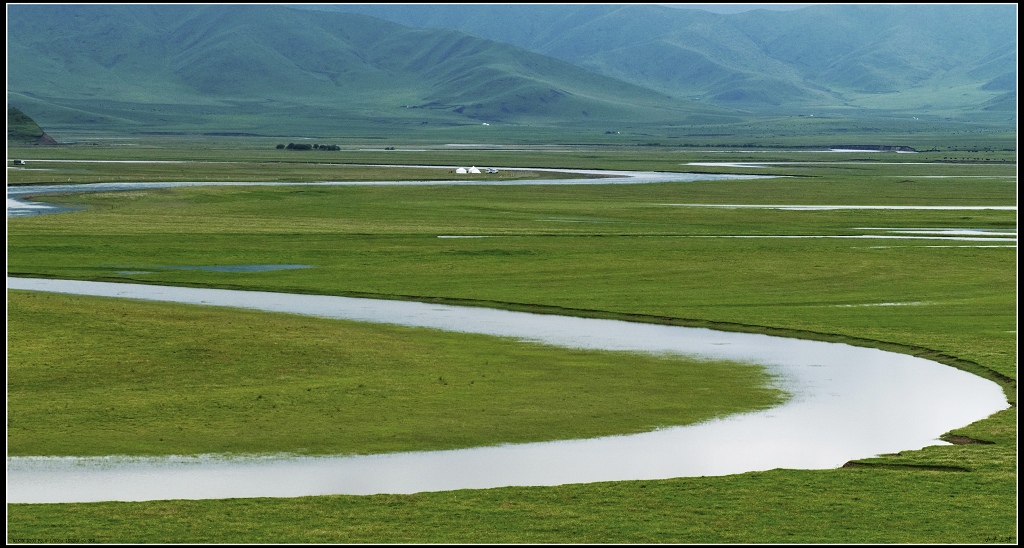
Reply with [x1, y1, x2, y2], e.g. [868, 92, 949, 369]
[6, 278, 1008, 503]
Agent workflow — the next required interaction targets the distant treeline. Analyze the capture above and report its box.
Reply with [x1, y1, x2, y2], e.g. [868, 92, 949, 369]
[277, 143, 340, 150]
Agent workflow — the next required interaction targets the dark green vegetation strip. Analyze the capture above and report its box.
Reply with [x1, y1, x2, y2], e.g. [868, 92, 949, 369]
[7, 291, 783, 457]
[6, 142, 1016, 543]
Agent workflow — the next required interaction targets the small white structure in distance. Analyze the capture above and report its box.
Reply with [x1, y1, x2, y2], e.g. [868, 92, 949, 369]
[455, 166, 495, 174]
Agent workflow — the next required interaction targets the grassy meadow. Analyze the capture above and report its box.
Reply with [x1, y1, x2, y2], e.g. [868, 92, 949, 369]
[6, 140, 1017, 543]
[8, 290, 785, 457]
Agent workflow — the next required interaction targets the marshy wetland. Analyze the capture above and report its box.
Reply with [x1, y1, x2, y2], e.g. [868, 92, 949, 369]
[6, 142, 1017, 543]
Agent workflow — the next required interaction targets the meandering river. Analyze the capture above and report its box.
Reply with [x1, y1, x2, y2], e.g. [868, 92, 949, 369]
[6, 278, 1008, 504]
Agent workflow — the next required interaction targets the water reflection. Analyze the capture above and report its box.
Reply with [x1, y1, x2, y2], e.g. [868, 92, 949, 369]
[6, 277, 1008, 503]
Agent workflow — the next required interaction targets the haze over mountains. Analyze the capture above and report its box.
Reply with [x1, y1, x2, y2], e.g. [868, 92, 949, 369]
[6, 3, 1016, 138]
[316, 4, 1016, 111]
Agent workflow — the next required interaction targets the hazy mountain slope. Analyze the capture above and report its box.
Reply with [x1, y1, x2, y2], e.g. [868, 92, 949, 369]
[7, 107, 57, 145]
[8, 4, 730, 134]
[317, 4, 1016, 113]
[730, 4, 1017, 93]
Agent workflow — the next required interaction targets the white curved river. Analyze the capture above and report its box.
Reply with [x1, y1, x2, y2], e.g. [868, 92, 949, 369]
[6, 277, 1008, 504]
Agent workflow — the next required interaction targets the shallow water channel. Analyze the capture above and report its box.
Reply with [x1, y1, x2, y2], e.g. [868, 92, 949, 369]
[6, 277, 1008, 504]
[6, 168, 769, 218]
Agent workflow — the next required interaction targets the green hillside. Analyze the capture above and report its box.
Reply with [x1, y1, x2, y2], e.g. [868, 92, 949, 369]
[6, 4, 731, 137]
[7, 106, 57, 145]
[320, 4, 1017, 117]
[7, 4, 1016, 139]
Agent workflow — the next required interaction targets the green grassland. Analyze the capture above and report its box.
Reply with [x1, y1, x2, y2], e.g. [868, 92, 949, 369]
[6, 139, 1016, 187]
[6, 94, 1017, 150]
[8, 290, 784, 457]
[6, 139, 1017, 543]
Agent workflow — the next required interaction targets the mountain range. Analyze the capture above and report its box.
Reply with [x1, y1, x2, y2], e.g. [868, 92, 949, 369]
[314, 4, 1016, 110]
[6, 4, 1016, 138]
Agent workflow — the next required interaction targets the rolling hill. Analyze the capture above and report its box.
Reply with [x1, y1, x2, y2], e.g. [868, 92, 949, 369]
[6, 4, 737, 137]
[6, 4, 1016, 140]
[316, 4, 1017, 115]
[7, 107, 57, 145]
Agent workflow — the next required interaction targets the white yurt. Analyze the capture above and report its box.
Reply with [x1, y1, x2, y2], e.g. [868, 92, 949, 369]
[455, 167, 468, 174]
